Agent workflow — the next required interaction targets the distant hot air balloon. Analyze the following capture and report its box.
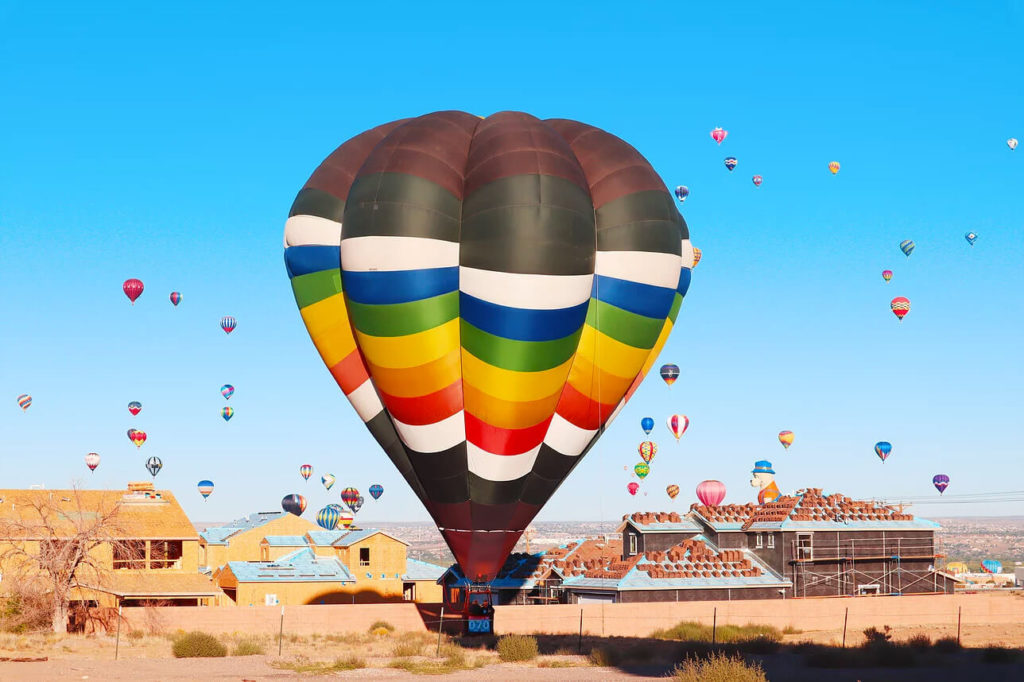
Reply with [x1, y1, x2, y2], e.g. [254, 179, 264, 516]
[282, 494, 307, 516]
[752, 175, 763, 187]
[874, 441, 892, 462]
[666, 484, 679, 500]
[169, 291, 182, 306]
[710, 127, 727, 144]
[660, 364, 680, 387]
[828, 161, 840, 175]
[778, 430, 794, 449]
[890, 296, 911, 322]
[316, 505, 340, 530]
[127, 428, 137, 442]
[85, 452, 100, 472]
[16, 394, 31, 411]
[299, 464, 313, 481]
[1008, 138, 1018, 151]
[220, 316, 236, 334]
[981, 559, 1002, 574]
[321, 473, 336, 491]
[691, 247, 702, 269]
[221, 406, 234, 421]
[128, 401, 142, 416]
[640, 417, 655, 435]
[899, 240, 915, 257]
[724, 157, 737, 171]
[341, 487, 360, 512]
[627, 482, 640, 496]
[882, 270, 893, 283]
[667, 414, 689, 441]
[696, 480, 727, 507]
[338, 510, 355, 529]
[932, 474, 950, 494]
[634, 462, 650, 479]
[369, 484, 384, 500]
[197, 480, 214, 499]
[145, 456, 162, 477]
[221, 384, 234, 400]
[123, 278, 144, 304]
[638, 441, 657, 463]
[353, 495, 365, 513]
[964, 232, 977, 246]
[131, 430, 147, 448]
[675, 185, 689, 203]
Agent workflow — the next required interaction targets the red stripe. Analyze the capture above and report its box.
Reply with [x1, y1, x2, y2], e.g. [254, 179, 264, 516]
[465, 413, 553, 456]
[554, 383, 618, 430]
[378, 381, 462, 426]
[330, 350, 371, 395]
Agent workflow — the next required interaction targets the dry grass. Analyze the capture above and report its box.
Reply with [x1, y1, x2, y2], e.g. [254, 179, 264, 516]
[273, 655, 367, 673]
[672, 652, 767, 682]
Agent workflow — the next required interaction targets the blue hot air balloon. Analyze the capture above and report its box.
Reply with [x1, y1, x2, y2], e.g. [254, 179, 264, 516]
[660, 364, 680, 387]
[369, 484, 384, 500]
[964, 232, 977, 246]
[874, 441, 892, 462]
[981, 559, 1002, 574]
[724, 157, 738, 171]
[900, 240, 915, 257]
[316, 505, 340, 530]
[640, 417, 655, 435]
[197, 480, 214, 499]
[932, 474, 949, 494]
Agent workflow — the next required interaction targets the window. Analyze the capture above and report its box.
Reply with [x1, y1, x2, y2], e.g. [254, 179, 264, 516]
[149, 540, 183, 569]
[359, 547, 370, 566]
[113, 541, 146, 570]
[755, 533, 763, 548]
[767, 534, 775, 549]
[628, 534, 638, 556]
[797, 533, 813, 560]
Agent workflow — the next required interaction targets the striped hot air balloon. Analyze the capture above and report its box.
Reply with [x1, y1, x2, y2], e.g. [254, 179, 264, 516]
[667, 414, 689, 441]
[221, 406, 234, 421]
[932, 474, 949, 494]
[890, 296, 911, 321]
[169, 291, 182, 306]
[299, 464, 313, 480]
[197, 480, 214, 499]
[724, 157, 737, 171]
[660, 364, 680, 387]
[16, 394, 31, 411]
[340, 487, 360, 513]
[145, 456, 162, 477]
[874, 441, 892, 462]
[220, 316, 236, 334]
[638, 441, 657, 463]
[282, 494, 307, 516]
[778, 430, 794, 449]
[338, 510, 355, 529]
[691, 247, 701, 269]
[882, 270, 893, 283]
[316, 505, 340, 530]
[221, 384, 234, 400]
[696, 480, 726, 507]
[85, 452, 101, 472]
[666, 484, 679, 500]
[674, 185, 689, 202]
[899, 240, 915, 257]
[369, 484, 384, 500]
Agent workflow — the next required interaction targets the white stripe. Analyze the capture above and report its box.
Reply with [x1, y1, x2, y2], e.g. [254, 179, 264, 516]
[341, 236, 459, 272]
[467, 443, 540, 481]
[595, 250, 682, 289]
[460, 267, 593, 310]
[680, 239, 694, 272]
[543, 413, 598, 457]
[284, 215, 342, 248]
[346, 380, 383, 423]
[392, 410, 466, 453]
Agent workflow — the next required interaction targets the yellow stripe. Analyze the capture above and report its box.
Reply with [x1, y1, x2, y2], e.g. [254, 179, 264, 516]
[367, 349, 461, 398]
[575, 324, 651, 378]
[566, 356, 635, 404]
[637, 319, 674, 379]
[461, 350, 574, 402]
[355, 318, 460, 369]
[463, 384, 562, 430]
[300, 294, 356, 367]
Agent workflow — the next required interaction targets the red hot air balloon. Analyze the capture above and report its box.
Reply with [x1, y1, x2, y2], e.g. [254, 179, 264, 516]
[123, 278, 144, 304]
[169, 291, 182, 306]
[710, 127, 727, 144]
[890, 296, 910, 321]
[131, 430, 147, 448]
[696, 480, 726, 507]
[627, 482, 640, 496]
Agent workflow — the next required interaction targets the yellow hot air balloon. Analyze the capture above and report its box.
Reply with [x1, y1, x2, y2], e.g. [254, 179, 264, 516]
[828, 161, 840, 175]
[691, 247, 702, 269]
[778, 430, 794, 449]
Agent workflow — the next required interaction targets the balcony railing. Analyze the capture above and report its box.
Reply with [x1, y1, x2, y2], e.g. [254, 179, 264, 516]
[791, 538, 938, 563]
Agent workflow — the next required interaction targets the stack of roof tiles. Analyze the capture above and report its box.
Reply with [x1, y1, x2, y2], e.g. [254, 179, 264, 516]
[690, 487, 915, 528]
[635, 539, 762, 579]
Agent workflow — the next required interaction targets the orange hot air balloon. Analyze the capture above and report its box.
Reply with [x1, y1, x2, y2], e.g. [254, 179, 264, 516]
[778, 430, 794, 449]
[666, 484, 679, 500]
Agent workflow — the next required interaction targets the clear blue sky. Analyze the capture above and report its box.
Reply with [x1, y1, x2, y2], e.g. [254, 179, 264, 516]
[1, 1, 1022, 523]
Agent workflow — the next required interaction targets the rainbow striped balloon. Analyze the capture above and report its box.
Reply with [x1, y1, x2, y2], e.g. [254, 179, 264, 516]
[16, 394, 31, 411]
[283, 111, 693, 581]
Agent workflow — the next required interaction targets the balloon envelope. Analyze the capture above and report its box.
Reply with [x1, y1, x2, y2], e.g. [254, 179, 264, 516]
[675, 185, 689, 202]
[316, 505, 340, 530]
[1008, 138, 1018, 150]
[874, 441, 892, 462]
[696, 480, 726, 507]
[899, 240, 915, 256]
[828, 161, 840, 175]
[891, 297, 910, 321]
[338, 510, 355, 529]
[981, 559, 1002, 574]
[932, 474, 949, 494]
[131, 430, 147, 448]
[197, 480, 214, 499]
[299, 464, 313, 480]
[128, 401, 142, 416]
[341, 487, 360, 512]
[282, 494, 307, 516]
[964, 232, 977, 246]
[710, 127, 727, 144]
[17, 394, 31, 411]
[666, 484, 679, 499]
[724, 157, 737, 171]
[169, 291, 182, 306]
[221, 384, 234, 400]
[691, 247, 701, 269]
[640, 417, 655, 435]
[660, 364, 681, 386]
[627, 482, 639, 496]
[145, 456, 162, 477]
[85, 452, 101, 471]
[634, 462, 650, 479]
[123, 278, 144, 304]
[221, 406, 234, 421]
[321, 473, 336, 490]
[369, 484, 384, 500]
[778, 430, 794, 449]
[752, 175, 763, 186]
[638, 441, 657, 463]
[221, 316, 236, 334]
[667, 414, 689, 440]
[882, 270, 893, 283]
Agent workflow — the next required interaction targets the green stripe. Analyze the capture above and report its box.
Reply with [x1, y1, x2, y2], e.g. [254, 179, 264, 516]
[460, 321, 582, 372]
[667, 292, 683, 324]
[347, 291, 459, 337]
[586, 299, 663, 349]
[291, 269, 342, 309]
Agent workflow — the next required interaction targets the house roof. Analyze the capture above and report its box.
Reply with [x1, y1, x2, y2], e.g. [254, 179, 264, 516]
[0, 485, 197, 540]
[80, 572, 223, 598]
[331, 529, 408, 547]
[620, 512, 702, 534]
[403, 558, 447, 582]
[226, 548, 354, 583]
[262, 535, 309, 547]
[442, 537, 621, 589]
[199, 511, 288, 545]
[306, 530, 348, 546]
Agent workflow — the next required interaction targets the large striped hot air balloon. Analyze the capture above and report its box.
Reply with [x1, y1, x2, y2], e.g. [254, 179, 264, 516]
[197, 480, 214, 499]
[316, 505, 340, 530]
[283, 111, 694, 581]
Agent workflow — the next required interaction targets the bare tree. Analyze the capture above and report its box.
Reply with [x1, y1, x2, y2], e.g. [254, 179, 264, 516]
[0, 487, 134, 632]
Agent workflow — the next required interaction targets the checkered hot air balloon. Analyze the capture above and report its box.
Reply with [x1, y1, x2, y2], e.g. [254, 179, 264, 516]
[220, 316, 236, 334]
[16, 394, 31, 411]
[197, 480, 214, 499]
[369, 484, 384, 500]
[890, 296, 911, 322]
[638, 441, 657, 463]
[316, 505, 340, 530]
[283, 111, 695, 582]
[299, 464, 313, 481]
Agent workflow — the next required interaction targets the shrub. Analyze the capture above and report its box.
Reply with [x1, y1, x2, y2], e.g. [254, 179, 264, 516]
[862, 625, 892, 645]
[982, 647, 1020, 663]
[391, 638, 423, 657]
[496, 634, 538, 662]
[781, 625, 802, 635]
[233, 638, 265, 656]
[672, 652, 767, 682]
[0, 588, 51, 633]
[368, 620, 395, 633]
[906, 633, 931, 650]
[589, 646, 620, 666]
[738, 636, 780, 655]
[126, 629, 145, 641]
[171, 631, 227, 658]
[274, 656, 366, 673]
[933, 636, 961, 653]
[652, 621, 782, 644]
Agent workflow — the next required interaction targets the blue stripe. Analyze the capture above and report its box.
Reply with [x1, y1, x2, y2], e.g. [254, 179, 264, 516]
[459, 293, 588, 342]
[284, 245, 339, 278]
[342, 267, 458, 305]
[677, 268, 691, 298]
[591, 275, 676, 319]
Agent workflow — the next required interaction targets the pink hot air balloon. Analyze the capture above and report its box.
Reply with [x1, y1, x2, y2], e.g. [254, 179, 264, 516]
[696, 480, 726, 507]
[627, 482, 639, 496]
[667, 414, 689, 441]
[123, 278, 144, 304]
[710, 127, 727, 144]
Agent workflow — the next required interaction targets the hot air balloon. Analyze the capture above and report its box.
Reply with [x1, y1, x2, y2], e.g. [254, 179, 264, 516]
[1008, 138, 1018, 151]
[660, 364, 681, 387]
[964, 232, 977, 246]
[169, 291, 182, 306]
[752, 175, 763, 187]
[197, 480, 214, 499]
[221, 406, 234, 421]
[341, 487, 360, 512]
[981, 559, 1002, 574]
[131, 430, 147, 448]
[666, 484, 679, 499]
[221, 384, 234, 400]
[691, 247, 701, 269]
[778, 430, 794, 449]
[627, 482, 639, 496]
[710, 127, 727, 144]
[282, 111, 694, 582]
[638, 441, 657, 463]
[890, 296, 910, 322]
[123, 278, 144, 304]
[321, 473, 336, 491]
[145, 456, 162, 477]
[634, 462, 650, 479]
[127, 428, 137, 442]
[932, 474, 949, 494]
[353, 495, 365, 513]
[220, 316, 236, 334]
[696, 480, 727, 507]
[874, 441, 892, 462]
[16, 394, 31, 411]
[667, 414, 689, 441]
[128, 401, 142, 416]
[299, 464, 313, 481]
[338, 510, 355, 529]
[369, 484, 384, 500]
[675, 185, 689, 203]
[316, 505, 340, 530]
[724, 157, 737, 171]
[828, 161, 840, 175]
[85, 452, 101, 472]
[282, 494, 307, 516]
[640, 417, 655, 435]
[899, 240, 915, 257]
[882, 270, 893, 283]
